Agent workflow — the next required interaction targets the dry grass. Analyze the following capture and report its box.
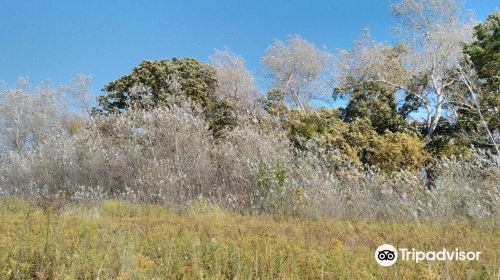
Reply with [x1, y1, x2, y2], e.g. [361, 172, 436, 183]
[0, 198, 498, 279]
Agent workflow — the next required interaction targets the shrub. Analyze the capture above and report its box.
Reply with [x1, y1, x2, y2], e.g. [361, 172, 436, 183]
[285, 110, 429, 173]
[366, 131, 429, 173]
[0, 83, 497, 222]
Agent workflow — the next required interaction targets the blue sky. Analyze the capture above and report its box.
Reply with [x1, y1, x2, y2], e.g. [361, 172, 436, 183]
[0, 0, 498, 101]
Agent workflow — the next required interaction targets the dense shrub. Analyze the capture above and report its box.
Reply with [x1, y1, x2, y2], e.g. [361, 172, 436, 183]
[0, 72, 498, 223]
[284, 109, 429, 173]
[0, 102, 215, 204]
[0, 100, 303, 215]
[0, 98, 497, 221]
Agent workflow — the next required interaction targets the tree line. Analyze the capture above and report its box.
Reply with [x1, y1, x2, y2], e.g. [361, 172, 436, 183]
[95, 2, 499, 172]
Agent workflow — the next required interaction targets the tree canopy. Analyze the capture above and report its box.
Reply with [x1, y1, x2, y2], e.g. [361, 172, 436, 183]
[96, 58, 236, 137]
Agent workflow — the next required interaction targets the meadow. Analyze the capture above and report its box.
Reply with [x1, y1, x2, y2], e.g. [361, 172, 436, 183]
[0, 198, 498, 279]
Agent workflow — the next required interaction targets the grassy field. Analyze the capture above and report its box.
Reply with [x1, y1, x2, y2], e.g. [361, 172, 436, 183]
[0, 198, 498, 279]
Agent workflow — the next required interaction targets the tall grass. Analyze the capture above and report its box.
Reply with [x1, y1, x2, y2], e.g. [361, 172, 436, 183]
[0, 198, 497, 279]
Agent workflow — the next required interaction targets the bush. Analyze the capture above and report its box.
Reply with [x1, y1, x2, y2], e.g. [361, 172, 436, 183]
[1, 102, 216, 205]
[366, 131, 429, 173]
[285, 110, 429, 173]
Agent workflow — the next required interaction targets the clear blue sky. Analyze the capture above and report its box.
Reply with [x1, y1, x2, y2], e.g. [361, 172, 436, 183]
[0, 0, 498, 100]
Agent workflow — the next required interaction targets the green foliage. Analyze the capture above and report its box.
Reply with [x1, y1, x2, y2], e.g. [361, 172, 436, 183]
[338, 81, 408, 134]
[426, 137, 465, 158]
[425, 124, 473, 158]
[96, 58, 236, 137]
[98, 58, 215, 112]
[250, 161, 304, 217]
[334, 44, 412, 132]
[261, 88, 288, 119]
[285, 108, 348, 151]
[465, 12, 500, 91]
[460, 12, 500, 144]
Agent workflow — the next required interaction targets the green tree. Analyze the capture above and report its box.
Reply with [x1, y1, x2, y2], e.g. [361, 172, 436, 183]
[96, 58, 236, 137]
[335, 81, 408, 134]
[284, 108, 349, 152]
[262, 88, 288, 120]
[465, 12, 500, 91]
[450, 12, 500, 155]
[334, 39, 415, 134]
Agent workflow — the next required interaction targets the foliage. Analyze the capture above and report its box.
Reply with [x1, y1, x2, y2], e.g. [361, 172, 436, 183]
[0, 98, 304, 215]
[335, 0, 474, 137]
[261, 88, 288, 121]
[2, 93, 497, 221]
[464, 12, 500, 91]
[0, 2, 499, 278]
[453, 13, 500, 155]
[0, 5, 498, 265]
[284, 108, 348, 151]
[0, 76, 90, 153]
[366, 131, 429, 173]
[284, 109, 429, 172]
[336, 80, 408, 134]
[210, 49, 267, 125]
[96, 58, 236, 137]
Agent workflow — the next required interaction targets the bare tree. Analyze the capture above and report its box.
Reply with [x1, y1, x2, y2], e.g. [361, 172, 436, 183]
[335, 0, 474, 137]
[64, 74, 93, 115]
[262, 35, 331, 111]
[0, 76, 91, 153]
[334, 30, 408, 97]
[391, 0, 474, 136]
[210, 49, 265, 121]
[0, 79, 59, 152]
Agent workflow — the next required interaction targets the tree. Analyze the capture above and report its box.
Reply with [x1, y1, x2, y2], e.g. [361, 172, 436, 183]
[336, 0, 474, 137]
[262, 35, 331, 111]
[262, 89, 288, 120]
[463, 12, 500, 130]
[390, 0, 474, 136]
[98, 58, 217, 112]
[464, 12, 500, 91]
[449, 60, 499, 156]
[284, 108, 428, 172]
[0, 76, 91, 153]
[339, 81, 408, 134]
[97, 58, 236, 137]
[334, 34, 409, 133]
[448, 13, 500, 157]
[209, 49, 266, 123]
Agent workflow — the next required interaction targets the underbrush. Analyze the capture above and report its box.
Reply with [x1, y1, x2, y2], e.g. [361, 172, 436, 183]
[0, 198, 498, 279]
[0, 106, 498, 222]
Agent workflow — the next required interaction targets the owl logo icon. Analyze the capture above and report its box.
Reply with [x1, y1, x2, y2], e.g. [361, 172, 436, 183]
[375, 244, 398, 266]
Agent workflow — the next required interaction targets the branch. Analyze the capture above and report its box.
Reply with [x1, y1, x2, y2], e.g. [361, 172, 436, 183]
[371, 76, 429, 105]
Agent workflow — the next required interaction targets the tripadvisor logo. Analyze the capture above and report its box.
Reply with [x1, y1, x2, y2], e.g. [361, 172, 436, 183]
[375, 244, 481, 267]
[375, 244, 398, 267]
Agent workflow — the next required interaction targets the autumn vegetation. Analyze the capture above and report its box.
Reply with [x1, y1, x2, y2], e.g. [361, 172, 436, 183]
[0, 0, 498, 278]
[0, 199, 498, 279]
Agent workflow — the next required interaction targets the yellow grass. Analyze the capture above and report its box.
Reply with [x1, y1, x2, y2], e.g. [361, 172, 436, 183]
[0, 198, 498, 279]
